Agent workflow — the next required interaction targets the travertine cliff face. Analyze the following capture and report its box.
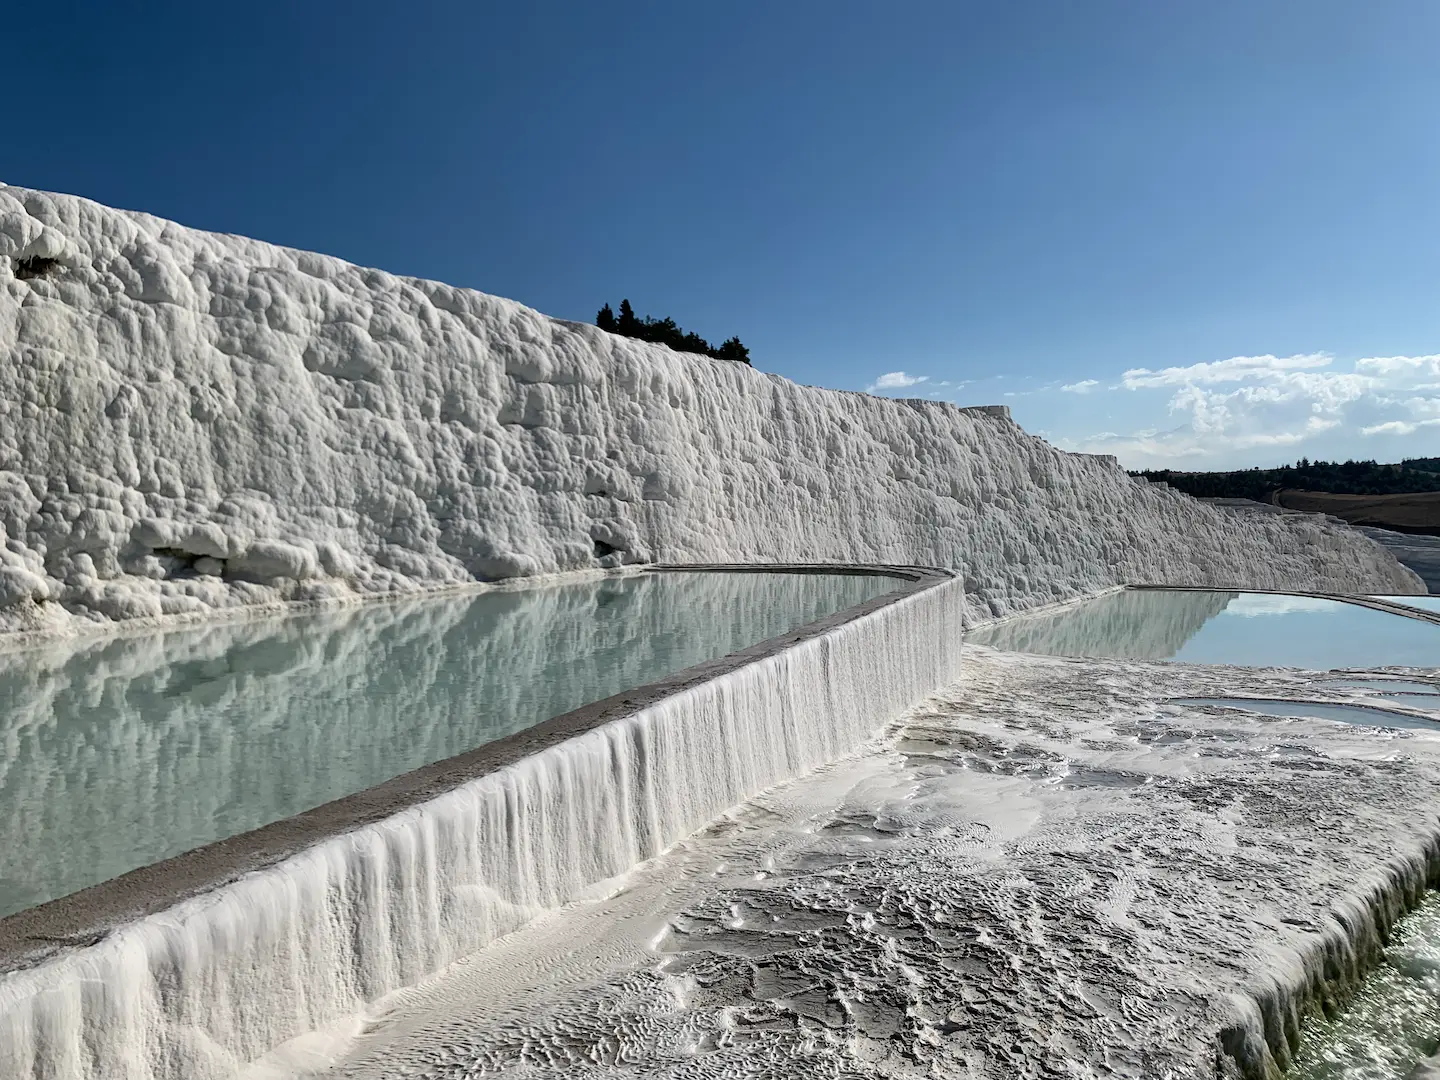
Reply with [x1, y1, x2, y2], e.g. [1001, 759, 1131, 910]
[0, 185, 1420, 632]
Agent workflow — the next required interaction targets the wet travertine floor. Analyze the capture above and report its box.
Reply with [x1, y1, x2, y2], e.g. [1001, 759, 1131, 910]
[287, 650, 1440, 1080]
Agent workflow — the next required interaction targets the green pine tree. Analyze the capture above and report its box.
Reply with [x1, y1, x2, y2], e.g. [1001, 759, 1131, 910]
[715, 336, 751, 365]
[617, 299, 639, 335]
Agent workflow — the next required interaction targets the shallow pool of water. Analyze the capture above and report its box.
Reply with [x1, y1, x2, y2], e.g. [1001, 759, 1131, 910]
[965, 590, 1440, 668]
[1366, 694, 1440, 712]
[1289, 893, 1440, 1080]
[0, 570, 900, 918]
[1173, 698, 1440, 731]
[1322, 678, 1440, 696]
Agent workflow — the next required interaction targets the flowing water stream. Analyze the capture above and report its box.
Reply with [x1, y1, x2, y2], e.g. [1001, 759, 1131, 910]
[1290, 895, 1440, 1080]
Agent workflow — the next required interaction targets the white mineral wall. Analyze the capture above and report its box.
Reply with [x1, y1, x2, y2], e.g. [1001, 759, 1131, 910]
[0, 184, 1421, 633]
[0, 573, 967, 1080]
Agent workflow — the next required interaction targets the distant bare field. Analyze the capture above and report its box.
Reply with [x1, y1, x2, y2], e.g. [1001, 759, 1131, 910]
[1276, 489, 1440, 535]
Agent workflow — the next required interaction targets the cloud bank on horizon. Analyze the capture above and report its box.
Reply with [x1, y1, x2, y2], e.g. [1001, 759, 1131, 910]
[865, 372, 966, 394]
[865, 352, 1440, 471]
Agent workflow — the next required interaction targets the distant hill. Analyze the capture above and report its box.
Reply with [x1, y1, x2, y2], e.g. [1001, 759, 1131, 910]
[1132, 458, 1440, 538]
[1273, 490, 1440, 537]
[1132, 458, 1440, 502]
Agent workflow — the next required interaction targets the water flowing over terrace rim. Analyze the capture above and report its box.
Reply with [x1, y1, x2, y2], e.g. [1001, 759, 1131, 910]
[0, 563, 954, 974]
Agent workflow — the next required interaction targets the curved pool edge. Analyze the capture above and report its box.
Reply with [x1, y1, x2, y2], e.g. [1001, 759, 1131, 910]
[1128, 583, 1440, 627]
[0, 564, 967, 1080]
[0, 563, 940, 969]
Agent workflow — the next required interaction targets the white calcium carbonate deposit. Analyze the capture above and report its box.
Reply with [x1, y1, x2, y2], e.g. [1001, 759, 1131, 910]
[0, 184, 1422, 635]
[316, 649, 1440, 1080]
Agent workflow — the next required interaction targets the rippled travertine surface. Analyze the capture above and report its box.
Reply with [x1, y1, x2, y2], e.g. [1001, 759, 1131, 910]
[0, 570, 897, 917]
[306, 650, 1440, 1080]
[967, 588, 1440, 667]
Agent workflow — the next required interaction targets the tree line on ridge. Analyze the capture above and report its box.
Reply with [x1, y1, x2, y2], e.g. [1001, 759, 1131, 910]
[596, 299, 751, 365]
[1131, 457, 1440, 500]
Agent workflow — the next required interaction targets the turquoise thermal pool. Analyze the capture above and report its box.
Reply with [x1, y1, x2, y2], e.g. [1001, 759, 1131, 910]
[0, 570, 900, 918]
[1321, 678, 1440, 696]
[1172, 697, 1440, 731]
[965, 589, 1440, 668]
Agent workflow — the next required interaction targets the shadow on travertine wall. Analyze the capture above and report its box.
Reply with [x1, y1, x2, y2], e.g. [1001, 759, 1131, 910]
[965, 588, 1235, 661]
[0, 571, 895, 918]
[1205, 499, 1439, 595]
[1356, 527, 1440, 593]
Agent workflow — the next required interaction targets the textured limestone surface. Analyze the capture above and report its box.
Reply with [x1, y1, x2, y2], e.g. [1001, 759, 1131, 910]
[0, 185, 1421, 634]
[1356, 527, 1440, 593]
[1205, 500, 1439, 596]
[310, 648, 1440, 1080]
[0, 572, 966, 1080]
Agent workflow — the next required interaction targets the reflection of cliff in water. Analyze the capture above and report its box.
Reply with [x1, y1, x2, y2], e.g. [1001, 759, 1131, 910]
[0, 570, 896, 918]
[966, 588, 1236, 661]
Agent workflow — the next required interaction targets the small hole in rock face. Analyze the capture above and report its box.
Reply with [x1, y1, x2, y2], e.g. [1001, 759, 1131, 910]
[13, 256, 60, 280]
[593, 539, 620, 559]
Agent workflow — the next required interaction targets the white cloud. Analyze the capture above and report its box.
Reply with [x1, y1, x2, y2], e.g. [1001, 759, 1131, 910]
[1401, 395, 1440, 418]
[867, 371, 927, 392]
[1362, 420, 1418, 437]
[1054, 351, 1440, 469]
[1361, 417, 1440, 437]
[1354, 354, 1440, 378]
[1061, 379, 1098, 394]
[1065, 428, 1212, 463]
[1228, 431, 1308, 449]
[1121, 353, 1331, 389]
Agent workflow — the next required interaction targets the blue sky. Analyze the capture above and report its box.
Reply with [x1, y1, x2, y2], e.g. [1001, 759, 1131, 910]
[7, 1, 1440, 470]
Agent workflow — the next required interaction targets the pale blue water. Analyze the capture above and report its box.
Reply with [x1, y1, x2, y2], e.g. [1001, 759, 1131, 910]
[1173, 698, 1440, 731]
[1371, 693, 1440, 709]
[966, 589, 1440, 668]
[1322, 678, 1440, 696]
[0, 570, 900, 918]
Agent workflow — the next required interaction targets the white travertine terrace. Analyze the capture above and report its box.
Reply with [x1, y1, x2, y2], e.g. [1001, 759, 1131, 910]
[326, 649, 1440, 1080]
[0, 572, 968, 1080]
[0, 185, 1434, 1080]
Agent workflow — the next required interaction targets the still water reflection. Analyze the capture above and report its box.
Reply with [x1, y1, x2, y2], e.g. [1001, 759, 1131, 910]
[0, 570, 899, 917]
[966, 590, 1440, 668]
